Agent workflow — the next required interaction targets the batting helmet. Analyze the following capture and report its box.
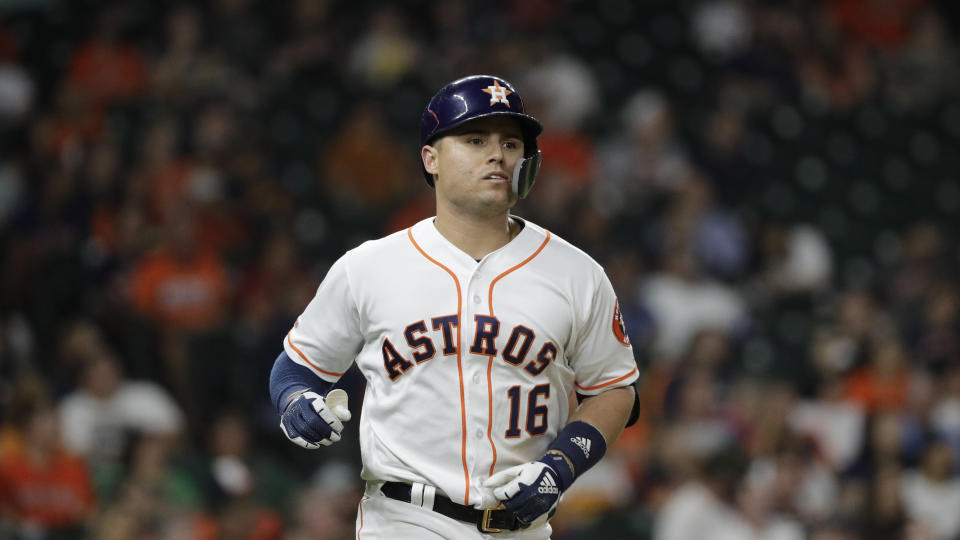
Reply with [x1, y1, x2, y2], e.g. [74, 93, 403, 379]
[420, 75, 543, 198]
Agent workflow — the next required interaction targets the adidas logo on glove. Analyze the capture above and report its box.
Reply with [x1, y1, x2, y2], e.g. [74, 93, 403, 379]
[538, 473, 559, 495]
[571, 436, 591, 458]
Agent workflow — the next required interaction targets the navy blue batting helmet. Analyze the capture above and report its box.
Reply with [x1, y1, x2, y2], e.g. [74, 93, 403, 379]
[420, 75, 543, 196]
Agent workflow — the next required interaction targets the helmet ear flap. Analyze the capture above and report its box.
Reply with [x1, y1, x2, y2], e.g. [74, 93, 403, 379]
[512, 150, 541, 199]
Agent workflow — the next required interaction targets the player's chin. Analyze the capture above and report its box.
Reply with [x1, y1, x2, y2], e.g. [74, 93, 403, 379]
[480, 182, 517, 204]
[481, 192, 518, 211]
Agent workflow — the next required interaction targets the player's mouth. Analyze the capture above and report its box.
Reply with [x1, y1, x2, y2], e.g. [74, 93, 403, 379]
[483, 171, 510, 183]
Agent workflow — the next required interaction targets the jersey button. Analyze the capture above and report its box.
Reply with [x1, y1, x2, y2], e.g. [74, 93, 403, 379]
[473, 295, 481, 304]
[475, 429, 483, 439]
[472, 373, 480, 384]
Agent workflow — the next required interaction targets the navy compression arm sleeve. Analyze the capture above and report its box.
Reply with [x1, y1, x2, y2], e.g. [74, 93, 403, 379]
[269, 350, 333, 413]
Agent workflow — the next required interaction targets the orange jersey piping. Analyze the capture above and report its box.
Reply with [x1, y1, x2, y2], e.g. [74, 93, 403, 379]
[486, 231, 551, 476]
[286, 332, 345, 377]
[575, 365, 639, 391]
[407, 227, 470, 505]
[357, 495, 369, 537]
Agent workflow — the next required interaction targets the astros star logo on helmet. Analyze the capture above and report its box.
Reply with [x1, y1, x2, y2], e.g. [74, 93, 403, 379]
[482, 80, 512, 107]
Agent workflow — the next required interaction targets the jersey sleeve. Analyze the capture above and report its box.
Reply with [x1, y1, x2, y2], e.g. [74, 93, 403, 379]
[283, 254, 363, 382]
[566, 270, 639, 395]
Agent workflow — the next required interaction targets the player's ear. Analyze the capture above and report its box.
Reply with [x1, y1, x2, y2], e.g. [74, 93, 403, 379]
[422, 144, 439, 176]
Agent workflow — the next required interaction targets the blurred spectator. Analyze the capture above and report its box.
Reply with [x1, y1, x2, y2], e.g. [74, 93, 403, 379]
[284, 460, 362, 540]
[653, 444, 802, 540]
[691, 0, 754, 62]
[887, 222, 952, 361]
[729, 466, 806, 540]
[899, 437, 960, 539]
[320, 101, 415, 213]
[346, 6, 419, 89]
[788, 374, 865, 472]
[659, 366, 738, 473]
[679, 176, 751, 280]
[811, 290, 892, 377]
[268, 0, 337, 80]
[198, 411, 287, 540]
[127, 209, 230, 333]
[754, 220, 833, 302]
[595, 89, 693, 218]
[92, 431, 206, 540]
[913, 280, 959, 373]
[135, 115, 196, 224]
[690, 105, 763, 205]
[881, 7, 960, 110]
[151, 4, 258, 109]
[861, 462, 911, 540]
[0, 382, 95, 539]
[0, 57, 33, 123]
[723, 4, 805, 103]
[56, 318, 184, 498]
[31, 85, 104, 168]
[930, 366, 960, 458]
[203, 411, 293, 513]
[827, 0, 927, 51]
[796, 8, 876, 110]
[64, 6, 147, 108]
[847, 412, 915, 483]
[640, 243, 748, 365]
[524, 52, 601, 135]
[765, 436, 839, 524]
[844, 337, 911, 413]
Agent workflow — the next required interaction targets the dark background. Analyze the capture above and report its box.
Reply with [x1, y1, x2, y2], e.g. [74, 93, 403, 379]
[1, 1, 959, 539]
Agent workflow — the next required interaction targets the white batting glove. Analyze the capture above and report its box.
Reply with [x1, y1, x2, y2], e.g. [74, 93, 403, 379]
[483, 461, 562, 526]
[279, 390, 351, 450]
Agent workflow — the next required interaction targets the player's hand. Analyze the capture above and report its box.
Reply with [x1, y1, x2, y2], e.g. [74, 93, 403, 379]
[279, 390, 351, 449]
[482, 461, 562, 526]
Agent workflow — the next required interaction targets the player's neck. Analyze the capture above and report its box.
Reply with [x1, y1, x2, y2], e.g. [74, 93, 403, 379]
[433, 210, 517, 260]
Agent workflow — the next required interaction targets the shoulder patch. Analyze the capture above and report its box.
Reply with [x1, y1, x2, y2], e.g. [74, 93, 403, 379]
[612, 300, 630, 347]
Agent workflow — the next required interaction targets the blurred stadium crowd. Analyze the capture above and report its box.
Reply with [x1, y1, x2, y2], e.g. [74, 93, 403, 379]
[1, 0, 959, 538]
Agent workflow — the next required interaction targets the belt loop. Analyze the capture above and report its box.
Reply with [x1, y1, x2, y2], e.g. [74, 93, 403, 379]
[422, 484, 436, 510]
[410, 482, 425, 507]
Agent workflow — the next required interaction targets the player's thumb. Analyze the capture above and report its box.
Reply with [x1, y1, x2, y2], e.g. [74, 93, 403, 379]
[323, 389, 351, 422]
[332, 404, 352, 422]
[483, 464, 525, 488]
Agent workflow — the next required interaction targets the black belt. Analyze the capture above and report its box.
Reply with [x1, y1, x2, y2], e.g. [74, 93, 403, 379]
[380, 481, 523, 533]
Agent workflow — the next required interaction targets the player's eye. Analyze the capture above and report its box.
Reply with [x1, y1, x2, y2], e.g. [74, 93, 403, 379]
[467, 137, 484, 145]
[503, 140, 519, 150]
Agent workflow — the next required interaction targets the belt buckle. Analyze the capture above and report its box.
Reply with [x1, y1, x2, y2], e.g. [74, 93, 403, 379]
[477, 508, 503, 533]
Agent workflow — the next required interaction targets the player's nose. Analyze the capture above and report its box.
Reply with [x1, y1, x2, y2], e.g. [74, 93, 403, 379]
[486, 137, 505, 163]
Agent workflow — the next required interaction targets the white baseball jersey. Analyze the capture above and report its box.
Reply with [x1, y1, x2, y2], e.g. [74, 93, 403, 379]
[284, 216, 638, 509]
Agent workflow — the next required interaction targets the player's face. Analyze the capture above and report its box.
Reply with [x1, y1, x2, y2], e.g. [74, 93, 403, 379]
[423, 116, 525, 218]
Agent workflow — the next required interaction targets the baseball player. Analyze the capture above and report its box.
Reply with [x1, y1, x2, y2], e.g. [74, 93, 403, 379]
[269, 75, 640, 539]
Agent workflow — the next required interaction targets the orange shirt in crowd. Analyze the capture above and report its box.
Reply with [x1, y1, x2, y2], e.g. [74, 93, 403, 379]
[536, 131, 596, 187]
[0, 448, 95, 529]
[66, 40, 148, 105]
[844, 367, 910, 412]
[828, 0, 927, 50]
[129, 248, 229, 331]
